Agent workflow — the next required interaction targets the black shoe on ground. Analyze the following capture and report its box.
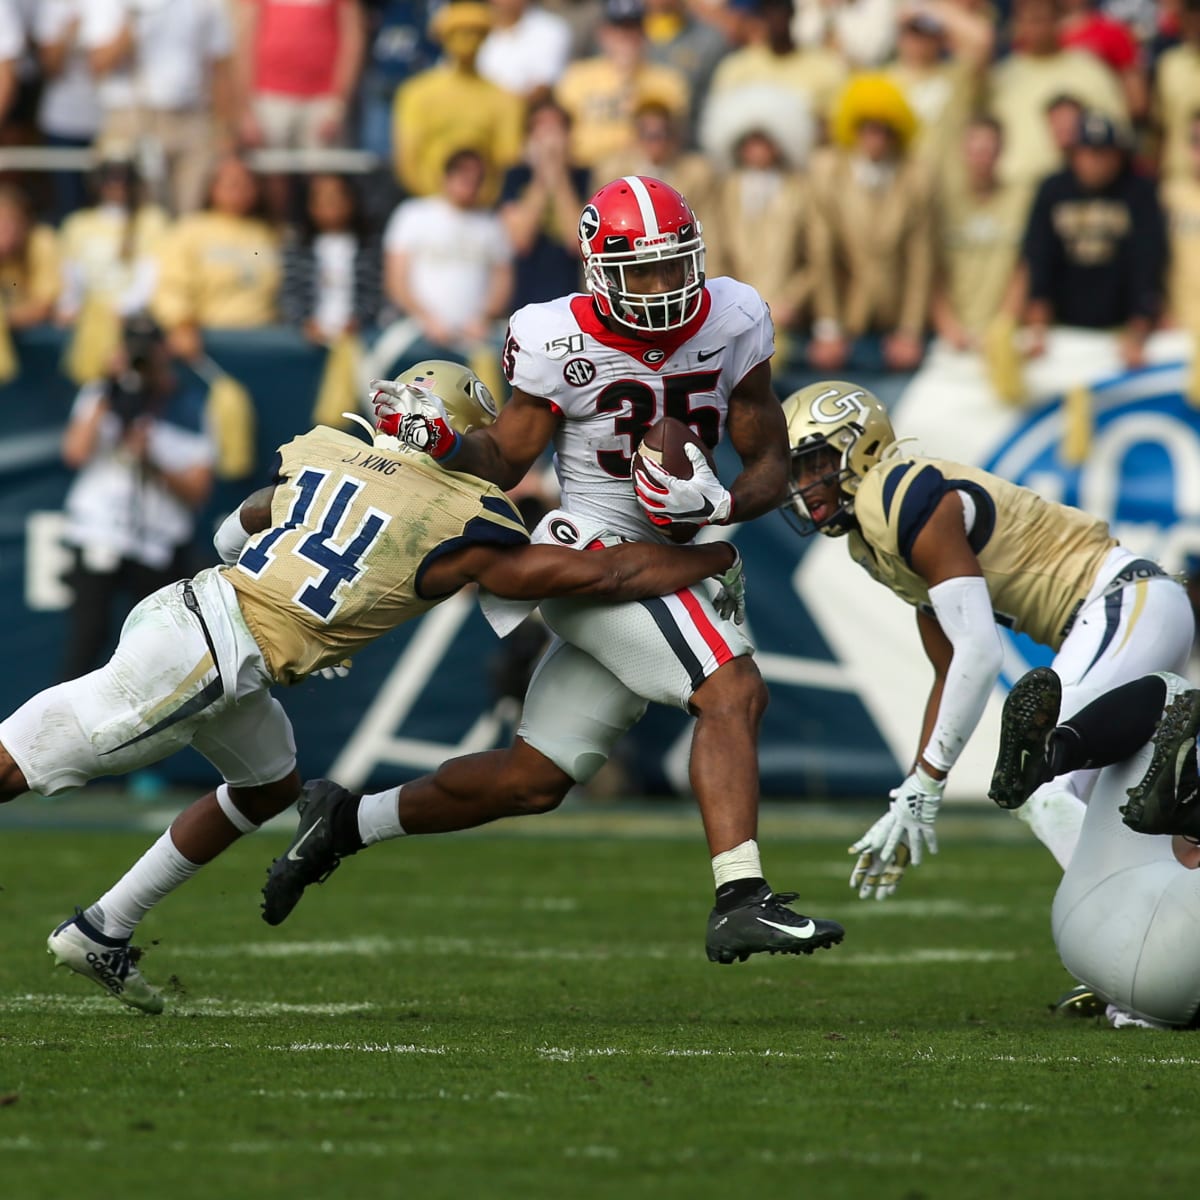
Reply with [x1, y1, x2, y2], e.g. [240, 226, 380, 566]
[1121, 688, 1200, 836]
[705, 885, 844, 964]
[988, 667, 1062, 810]
[1050, 983, 1107, 1019]
[262, 779, 357, 926]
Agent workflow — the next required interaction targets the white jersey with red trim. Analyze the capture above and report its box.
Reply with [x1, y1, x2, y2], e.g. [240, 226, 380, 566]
[502, 275, 775, 543]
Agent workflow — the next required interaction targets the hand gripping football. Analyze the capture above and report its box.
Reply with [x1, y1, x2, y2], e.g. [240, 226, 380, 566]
[632, 416, 717, 543]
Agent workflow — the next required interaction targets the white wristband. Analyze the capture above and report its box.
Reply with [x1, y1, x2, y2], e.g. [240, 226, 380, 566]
[214, 508, 250, 566]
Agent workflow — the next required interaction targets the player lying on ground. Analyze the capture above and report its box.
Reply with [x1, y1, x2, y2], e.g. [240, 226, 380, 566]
[780, 379, 1192, 900]
[0, 362, 745, 1013]
[261, 176, 846, 966]
[990, 666, 1200, 1028]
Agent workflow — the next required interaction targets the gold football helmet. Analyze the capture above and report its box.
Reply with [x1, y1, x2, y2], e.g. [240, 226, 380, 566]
[395, 360, 501, 437]
[347, 360, 501, 452]
[779, 380, 895, 536]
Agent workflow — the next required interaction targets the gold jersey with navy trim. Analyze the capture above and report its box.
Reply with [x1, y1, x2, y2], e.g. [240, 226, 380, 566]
[848, 454, 1118, 649]
[223, 426, 528, 684]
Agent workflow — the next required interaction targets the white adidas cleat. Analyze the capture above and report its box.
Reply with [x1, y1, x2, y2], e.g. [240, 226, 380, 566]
[47, 909, 164, 1015]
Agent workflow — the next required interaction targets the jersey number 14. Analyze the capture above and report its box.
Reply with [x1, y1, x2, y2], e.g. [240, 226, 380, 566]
[238, 467, 391, 621]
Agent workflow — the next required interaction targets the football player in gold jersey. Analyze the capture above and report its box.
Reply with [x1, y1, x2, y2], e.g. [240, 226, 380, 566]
[780, 379, 1193, 899]
[0, 362, 744, 1013]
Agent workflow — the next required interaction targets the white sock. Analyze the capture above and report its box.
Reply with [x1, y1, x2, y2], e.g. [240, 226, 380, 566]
[1017, 788, 1085, 870]
[712, 838, 763, 889]
[85, 830, 201, 940]
[357, 786, 407, 846]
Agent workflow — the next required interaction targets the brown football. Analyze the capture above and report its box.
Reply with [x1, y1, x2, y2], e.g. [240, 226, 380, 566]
[632, 416, 717, 544]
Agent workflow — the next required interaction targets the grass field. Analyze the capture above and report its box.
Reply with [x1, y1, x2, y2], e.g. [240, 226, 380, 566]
[0, 800, 1195, 1200]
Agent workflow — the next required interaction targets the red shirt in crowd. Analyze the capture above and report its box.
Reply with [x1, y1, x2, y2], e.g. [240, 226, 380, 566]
[251, 0, 349, 97]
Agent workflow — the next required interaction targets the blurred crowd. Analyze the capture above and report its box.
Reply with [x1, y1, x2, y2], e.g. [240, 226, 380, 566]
[0, 0, 1198, 388]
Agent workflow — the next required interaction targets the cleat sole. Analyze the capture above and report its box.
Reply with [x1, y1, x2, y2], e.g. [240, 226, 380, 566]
[706, 931, 844, 963]
[1122, 689, 1200, 833]
[989, 668, 1061, 810]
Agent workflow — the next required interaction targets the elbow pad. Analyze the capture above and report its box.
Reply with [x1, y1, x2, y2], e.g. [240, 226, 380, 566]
[923, 575, 1005, 774]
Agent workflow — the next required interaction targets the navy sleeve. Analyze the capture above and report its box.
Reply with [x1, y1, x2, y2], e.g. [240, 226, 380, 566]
[414, 514, 530, 599]
[895, 464, 949, 567]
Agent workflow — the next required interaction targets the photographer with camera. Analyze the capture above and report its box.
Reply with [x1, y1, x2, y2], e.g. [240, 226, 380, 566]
[59, 314, 216, 682]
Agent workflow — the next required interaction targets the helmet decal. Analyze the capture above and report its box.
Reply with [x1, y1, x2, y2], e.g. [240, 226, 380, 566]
[578, 204, 601, 245]
[808, 387, 872, 425]
[471, 379, 498, 417]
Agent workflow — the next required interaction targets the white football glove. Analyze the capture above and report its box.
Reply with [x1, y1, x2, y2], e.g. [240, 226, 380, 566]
[368, 377, 460, 461]
[848, 765, 944, 900]
[634, 443, 733, 528]
[315, 660, 351, 681]
[711, 547, 747, 625]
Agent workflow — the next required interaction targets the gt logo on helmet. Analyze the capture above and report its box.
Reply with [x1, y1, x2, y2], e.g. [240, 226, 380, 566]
[809, 388, 870, 425]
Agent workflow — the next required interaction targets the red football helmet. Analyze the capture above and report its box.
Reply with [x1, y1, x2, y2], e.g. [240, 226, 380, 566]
[577, 176, 706, 334]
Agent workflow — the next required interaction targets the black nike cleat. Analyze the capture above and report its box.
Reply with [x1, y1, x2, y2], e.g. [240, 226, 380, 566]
[1121, 688, 1200, 836]
[262, 779, 358, 926]
[989, 667, 1063, 810]
[705, 886, 844, 964]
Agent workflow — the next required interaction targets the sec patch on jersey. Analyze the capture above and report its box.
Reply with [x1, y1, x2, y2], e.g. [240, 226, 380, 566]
[632, 416, 715, 543]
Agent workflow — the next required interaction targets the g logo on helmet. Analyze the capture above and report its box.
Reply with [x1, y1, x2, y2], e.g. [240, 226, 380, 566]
[578, 204, 600, 248]
[809, 387, 869, 425]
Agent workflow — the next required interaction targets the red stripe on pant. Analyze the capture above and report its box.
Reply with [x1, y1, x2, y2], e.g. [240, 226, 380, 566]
[674, 587, 734, 667]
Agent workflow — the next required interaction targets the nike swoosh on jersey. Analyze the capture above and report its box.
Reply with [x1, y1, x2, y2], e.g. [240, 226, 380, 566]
[287, 818, 324, 861]
[755, 916, 816, 939]
[696, 346, 725, 362]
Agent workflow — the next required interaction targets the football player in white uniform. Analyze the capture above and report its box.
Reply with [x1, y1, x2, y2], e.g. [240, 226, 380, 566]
[991, 667, 1200, 1028]
[0, 362, 742, 1013]
[263, 176, 846, 965]
[779, 379, 1193, 900]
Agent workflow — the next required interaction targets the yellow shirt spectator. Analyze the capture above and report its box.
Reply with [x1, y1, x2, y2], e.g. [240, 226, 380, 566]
[1154, 43, 1200, 183]
[393, 67, 525, 200]
[0, 225, 61, 323]
[153, 211, 281, 331]
[709, 45, 846, 123]
[707, 170, 812, 329]
[936, 177, 1031, 337]
[556, 57, 690, 167]
[888, 59, 979, 180]
[1163, 177, 1200, 332]
[987, 49, 1127, 187]
[807, 147, 935, 338]
[58, 206, 171, 319]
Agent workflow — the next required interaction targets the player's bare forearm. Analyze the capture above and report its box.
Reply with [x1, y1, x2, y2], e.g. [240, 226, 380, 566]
[447, 389, 561, 488]
[588, 541, 738, 600]
[439, 540, 737, 602]
[915, 608, 953, 779]
[445, 428, 530, 489]
[724, 360, 790, 522]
